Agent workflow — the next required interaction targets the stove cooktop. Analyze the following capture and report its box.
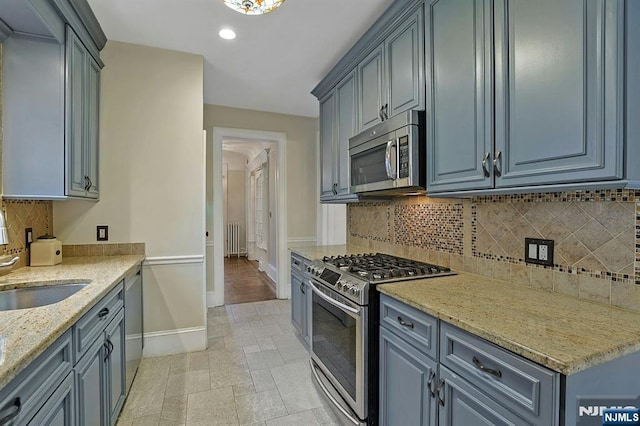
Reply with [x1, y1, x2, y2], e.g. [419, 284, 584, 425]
[308, 253, 455, 305]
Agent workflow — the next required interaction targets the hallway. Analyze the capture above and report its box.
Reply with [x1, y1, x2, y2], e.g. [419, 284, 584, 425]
[224, 257, 276, 305]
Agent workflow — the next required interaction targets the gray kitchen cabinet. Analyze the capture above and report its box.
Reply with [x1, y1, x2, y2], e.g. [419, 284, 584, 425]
[320, 72, 359, 203]
[379, 327, 437, 426]
[75, 284, 126, 426]
[358, 3, 425, 133]
[358, 46, 385, 131]
[290, 253, 311, 345]
[28, 373, 75, 426]
[75, 332, 107, 426]
[427, 0, 634, 195]
[1, 0, 105, 200]
[66, 25, 100, 198]
[0, 329, 73, 425]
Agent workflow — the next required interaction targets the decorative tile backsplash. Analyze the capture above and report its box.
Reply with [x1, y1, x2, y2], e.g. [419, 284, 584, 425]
[63, 243, 145, 257]
[348, 189, 640, 311]
[1, 200, 54, 271]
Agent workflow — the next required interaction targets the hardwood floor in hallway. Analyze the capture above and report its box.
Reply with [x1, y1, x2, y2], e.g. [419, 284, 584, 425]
[224, 257, 276, 305]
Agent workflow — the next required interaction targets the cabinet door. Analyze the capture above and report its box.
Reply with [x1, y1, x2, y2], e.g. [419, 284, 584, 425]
[85, 56, 101, 199]
[319, 92, 337, 200]
[379, 327, 437, 426]
[290, 271, 304, 335]
[66, 26, 89, 197]
[386, 5, 425, 118]
[494, 0, 624, 187]
[106, 311, 126, 425]
[335, 71, 357, 196]
[28, 373, 75, 426]
[358, 46, 385, 131]
[438, 367, 525, 426]
[76, 335, 106, 426]
[425, 0, 494, 193]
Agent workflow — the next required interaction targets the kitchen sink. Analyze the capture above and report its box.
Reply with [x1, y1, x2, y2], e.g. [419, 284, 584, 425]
[0, 282, 89, 311]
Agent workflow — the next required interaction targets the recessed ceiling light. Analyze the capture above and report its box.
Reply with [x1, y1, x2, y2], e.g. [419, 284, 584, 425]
[219, 28, 236, 40]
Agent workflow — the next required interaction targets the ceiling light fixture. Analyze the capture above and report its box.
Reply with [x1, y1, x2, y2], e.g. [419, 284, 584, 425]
[219, 28, 237, 40]
[222, 0, 285, 15]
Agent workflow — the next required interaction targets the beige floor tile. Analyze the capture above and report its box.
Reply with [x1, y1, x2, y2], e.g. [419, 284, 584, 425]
[245, 349, 285, 371]
[186, 387, 238, 425]
[160, 395, 188, 424]
[235, 390, 288, 425]
[166, 371, 211, 397]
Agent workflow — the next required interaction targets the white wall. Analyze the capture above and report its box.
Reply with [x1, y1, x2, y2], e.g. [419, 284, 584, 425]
[53, 41, 206, 356]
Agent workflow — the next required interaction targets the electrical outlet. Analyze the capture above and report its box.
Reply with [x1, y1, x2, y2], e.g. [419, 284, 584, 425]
[97, 225, 109, 241]
[25, 228, 33, 248]
[524, 237, 554, 266]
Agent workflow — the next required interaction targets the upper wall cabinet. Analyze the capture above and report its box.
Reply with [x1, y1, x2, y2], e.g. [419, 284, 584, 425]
[426, 0, 637, 195]
[320, 71, 359, 203]
[358, 3, 425, 133]
[1, 0, 106, 200]
[312, 0, 426, 203]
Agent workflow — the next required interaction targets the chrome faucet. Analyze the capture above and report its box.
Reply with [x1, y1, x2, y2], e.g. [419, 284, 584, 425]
[0, 209, 20, 269]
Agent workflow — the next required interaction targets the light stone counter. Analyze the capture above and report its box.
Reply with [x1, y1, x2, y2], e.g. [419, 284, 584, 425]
[378, 273, 640, 375]
[0, 255, 144, 389]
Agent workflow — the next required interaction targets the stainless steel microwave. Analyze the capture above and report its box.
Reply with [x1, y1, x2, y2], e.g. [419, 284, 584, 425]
[349, 110, 426, 195]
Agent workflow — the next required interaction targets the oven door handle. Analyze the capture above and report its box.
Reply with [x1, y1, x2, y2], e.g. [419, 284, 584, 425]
[309, 281, 361, 316]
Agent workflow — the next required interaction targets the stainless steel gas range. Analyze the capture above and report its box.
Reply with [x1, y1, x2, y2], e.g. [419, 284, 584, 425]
[307, 253, 455, 425]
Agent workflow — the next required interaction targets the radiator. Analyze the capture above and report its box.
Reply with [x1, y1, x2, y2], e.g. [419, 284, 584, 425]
[226, 222, 241, 257]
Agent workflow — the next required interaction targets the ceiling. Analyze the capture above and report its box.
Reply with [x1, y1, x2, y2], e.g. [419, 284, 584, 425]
[86, 0, 394, 118]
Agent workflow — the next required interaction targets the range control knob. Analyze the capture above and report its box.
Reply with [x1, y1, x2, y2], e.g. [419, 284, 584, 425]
[349, 287, 359, 296]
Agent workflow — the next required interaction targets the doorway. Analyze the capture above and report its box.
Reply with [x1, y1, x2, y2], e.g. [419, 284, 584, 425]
[210, 127, 288, 307]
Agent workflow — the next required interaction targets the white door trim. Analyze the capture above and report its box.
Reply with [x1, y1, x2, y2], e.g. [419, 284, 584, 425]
[211, 127, 288, 306]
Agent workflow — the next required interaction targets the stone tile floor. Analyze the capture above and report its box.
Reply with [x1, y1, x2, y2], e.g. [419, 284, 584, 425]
[116, 299, 347, 425]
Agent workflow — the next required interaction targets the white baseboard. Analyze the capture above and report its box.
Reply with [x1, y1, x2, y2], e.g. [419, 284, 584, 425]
[287, 237, 318, 246]
[143, 326, 207, 357]
[206, 291, 217, 308]
[267, 264, 277, 283]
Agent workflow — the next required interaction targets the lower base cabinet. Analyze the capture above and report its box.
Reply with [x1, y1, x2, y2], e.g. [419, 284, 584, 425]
[0, 277, 132, 426]
[28, 373, 75, 426]
[290, 253, 311, 345]
[379, 327, 437, 426]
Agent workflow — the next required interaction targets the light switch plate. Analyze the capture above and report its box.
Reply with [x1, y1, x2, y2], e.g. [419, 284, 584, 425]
[97, 225, 109, 241]
[525, 237, 554, 266]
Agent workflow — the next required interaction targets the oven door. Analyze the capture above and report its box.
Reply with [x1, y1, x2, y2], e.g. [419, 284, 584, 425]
[309, 280, 368, 422]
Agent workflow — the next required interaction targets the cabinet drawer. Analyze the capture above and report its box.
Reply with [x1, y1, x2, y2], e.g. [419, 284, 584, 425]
[74, 282, 124, 362]
[380, 294, 437, 359]
[291, 253, 306, 274]
[0, 329, 73, 425]
[440, 323, 558, 425]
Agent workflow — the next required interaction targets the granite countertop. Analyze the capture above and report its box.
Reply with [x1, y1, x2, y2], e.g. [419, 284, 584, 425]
[378, 273, 640, 375]
[0, 255, 144, 389]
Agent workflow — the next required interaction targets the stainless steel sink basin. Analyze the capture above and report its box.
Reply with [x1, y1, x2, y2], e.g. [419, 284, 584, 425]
[0, 283, 89, 311]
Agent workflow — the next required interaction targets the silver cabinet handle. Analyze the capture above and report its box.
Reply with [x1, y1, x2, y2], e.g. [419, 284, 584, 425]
[300, 282, 305, 294]
[472, 356, 502, 378]
[385, 140, 397, 180]
[427, 370, 436, 398]
[384, 103, 389, 120]
[437, 379, 445, 406]
[481, 152, 491, 177]
[397, 316, 414, 329]
[0, 398, 21, 424]
[493, 151, 502, 177]
[379, 105, 384, 121]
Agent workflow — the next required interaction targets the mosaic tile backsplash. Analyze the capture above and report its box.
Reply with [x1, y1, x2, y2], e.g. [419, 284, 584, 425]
[348, 189, 640, 312]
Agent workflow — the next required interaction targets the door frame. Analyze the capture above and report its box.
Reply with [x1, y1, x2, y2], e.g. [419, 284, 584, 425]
[211, 127, 288, 306]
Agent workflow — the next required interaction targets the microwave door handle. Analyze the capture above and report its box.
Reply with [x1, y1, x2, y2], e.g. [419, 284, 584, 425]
[385, 139, 397, 180]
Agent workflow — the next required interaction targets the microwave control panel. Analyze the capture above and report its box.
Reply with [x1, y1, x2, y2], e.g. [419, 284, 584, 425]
[398, 135, 410, 179]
